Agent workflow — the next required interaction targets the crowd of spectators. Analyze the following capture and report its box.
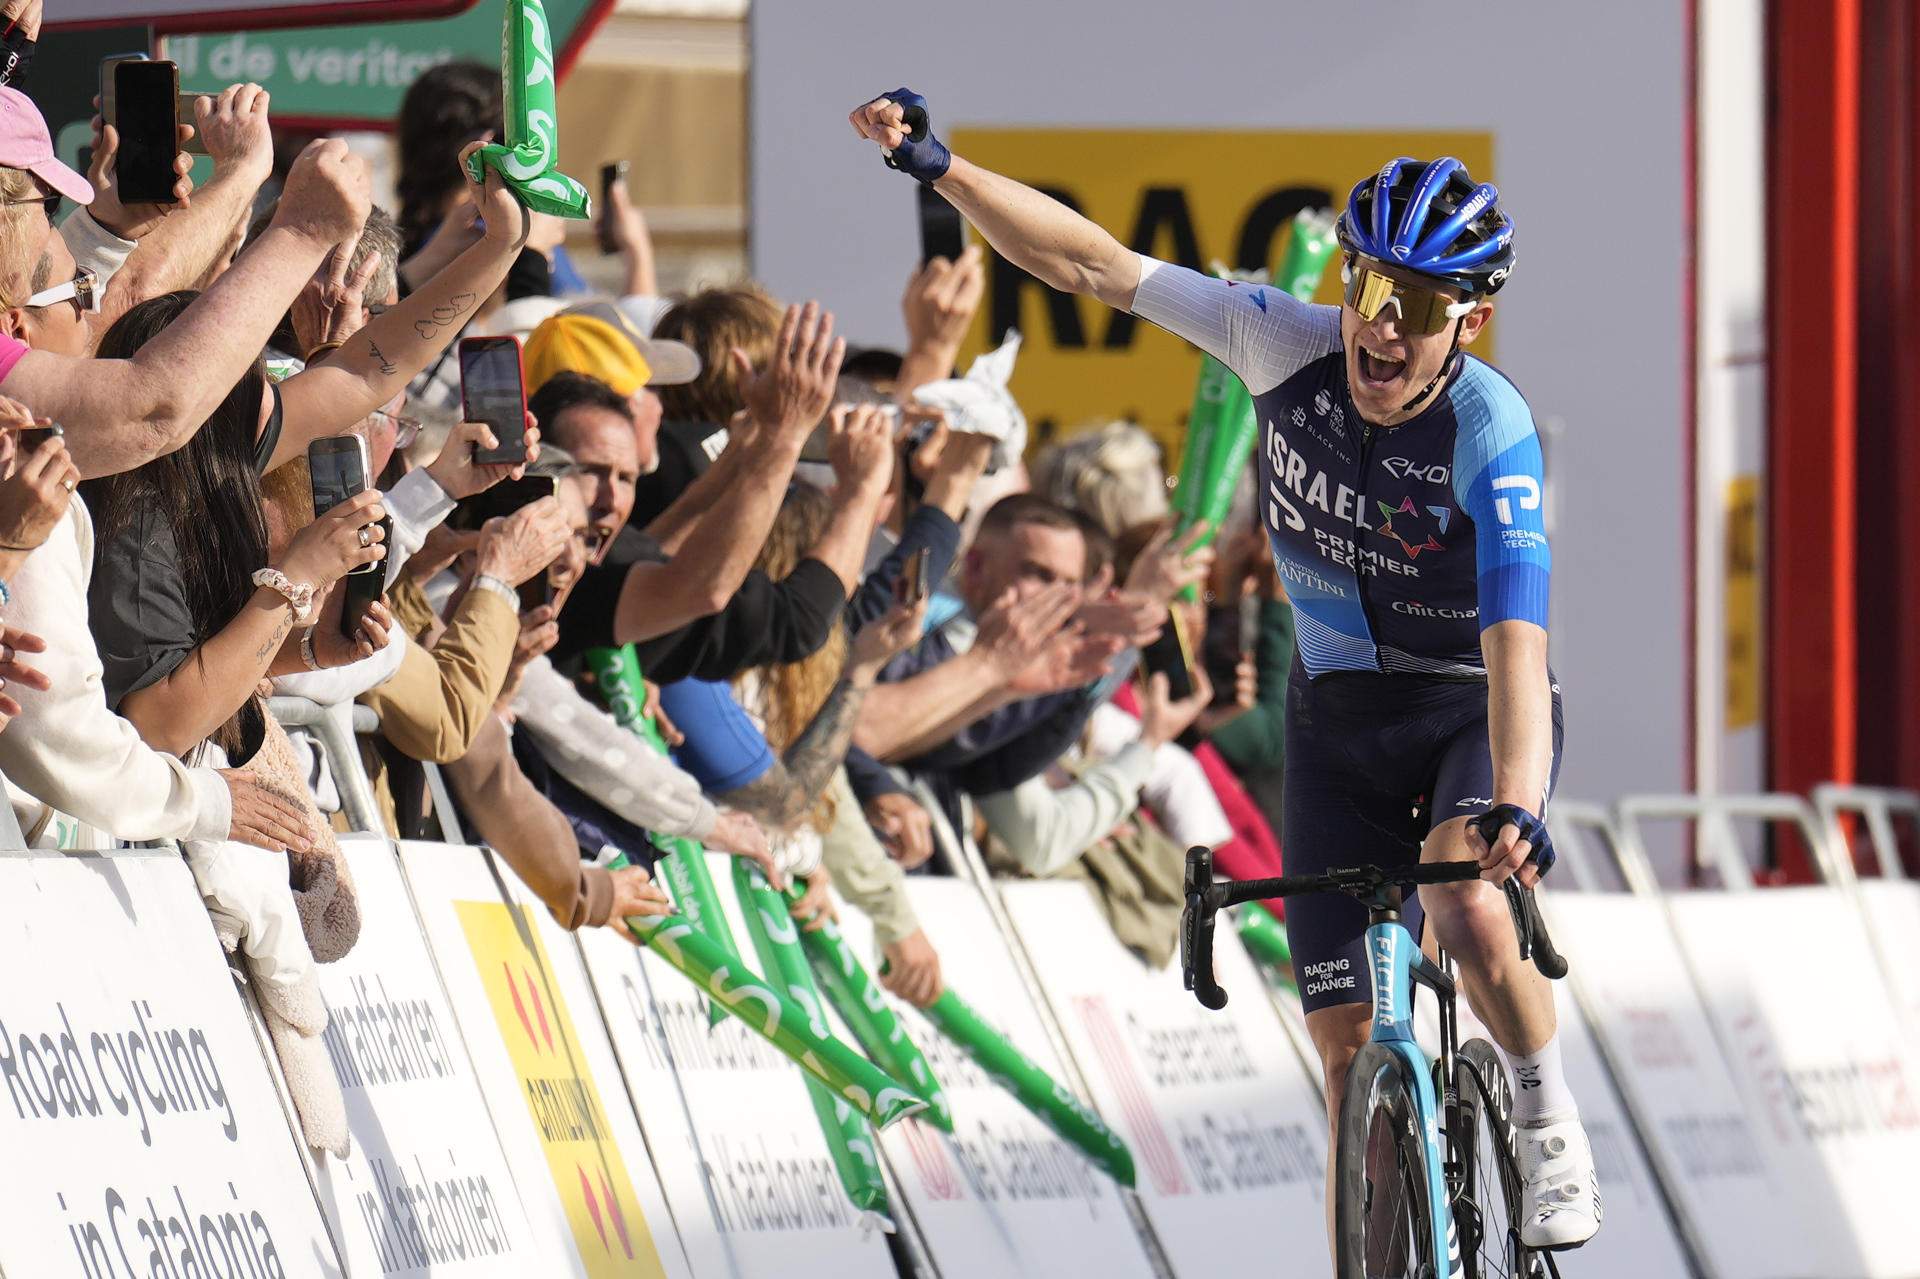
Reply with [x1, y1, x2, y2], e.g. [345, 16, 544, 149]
[0, 17, 1294, 1151]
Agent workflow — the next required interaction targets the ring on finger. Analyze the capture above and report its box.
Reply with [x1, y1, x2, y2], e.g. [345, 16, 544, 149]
[357, 525, 373, 548]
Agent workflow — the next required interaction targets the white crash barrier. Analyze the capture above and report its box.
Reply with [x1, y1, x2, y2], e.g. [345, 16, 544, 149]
[1542, 891, 1832, 1279]
[396, 840, 692, 1279]
[0, 849, 343, 1277]
[999, 880, 1330, 1279]
[832, 877, 1159, 1279]
[310, 834, 545, 1275]
[1809, 785, 1920, 1039]
[576, 852, 897, 1279]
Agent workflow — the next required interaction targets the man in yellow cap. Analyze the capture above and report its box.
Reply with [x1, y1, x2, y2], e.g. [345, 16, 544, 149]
[522, 308, 700, 473]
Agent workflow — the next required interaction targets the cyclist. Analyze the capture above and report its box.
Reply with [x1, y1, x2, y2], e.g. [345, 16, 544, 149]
[849, 90, 1601, 1251]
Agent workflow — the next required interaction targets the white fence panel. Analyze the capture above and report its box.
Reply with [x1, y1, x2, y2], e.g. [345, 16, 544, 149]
[0, 849, 341, 1277]
[396, 840, 688, 1279]
[311, 834, 545, 1275]
[1000, 879, 1329, 1279]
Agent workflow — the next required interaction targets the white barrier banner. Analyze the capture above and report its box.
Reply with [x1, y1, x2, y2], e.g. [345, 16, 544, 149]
[576, 852, 894, 1279]
[1001, 880, 1327, 1278]
[1546, 892, 1832, 1279]
[1669, 887, 1920, 1278]
[1858, 880, 1920, 1040]
[311, 836, 543, 1275]
[396, 841, 686, 1279]
[1413, 914, 1691, 1278]
[833, 879, 1156, 1279]
[0, 850, 340, 1277]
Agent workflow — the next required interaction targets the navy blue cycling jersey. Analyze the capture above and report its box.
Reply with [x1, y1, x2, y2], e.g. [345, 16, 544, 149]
[1131, 256, 1551, 677]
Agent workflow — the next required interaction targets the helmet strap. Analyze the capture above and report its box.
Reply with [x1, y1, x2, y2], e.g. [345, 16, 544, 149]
[1398, 317, 1464, 414]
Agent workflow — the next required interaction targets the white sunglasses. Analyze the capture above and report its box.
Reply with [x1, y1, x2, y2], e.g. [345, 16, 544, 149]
[26, 266, 100, 315]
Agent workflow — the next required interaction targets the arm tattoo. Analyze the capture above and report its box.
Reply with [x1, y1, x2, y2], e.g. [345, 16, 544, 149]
[253, 612, 294, 664]
[715, 678, 870, 828]
[412, 291, 479, 340]
[367, 339, 397, 377]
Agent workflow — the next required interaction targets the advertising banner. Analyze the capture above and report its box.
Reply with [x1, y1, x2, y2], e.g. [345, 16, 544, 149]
[1669, 887, 1920, 1279]
[397, 841, 683, 1279]
[1548, 892, 1849, 1277]
[835, 880, 1156, 1279]
[0, 850, 340, 1277]
[312, 835, 544, 1275]
[50, 0, 475, 32]
[1412, 923, 1692, 1279]
[1001, 880, 1327, 1277]
[573, 854, 896, 1279]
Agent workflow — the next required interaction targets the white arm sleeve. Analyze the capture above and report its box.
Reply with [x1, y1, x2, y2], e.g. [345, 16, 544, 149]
[1086, 702, 1234, 849]
[1129, 254, 1342, 395]
[976, 742, 1154, 878]
[512, 656, 718, 842]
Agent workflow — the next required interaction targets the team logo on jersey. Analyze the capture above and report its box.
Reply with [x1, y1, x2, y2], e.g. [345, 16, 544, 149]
[1376, 496, 1448, 559]
[1314, 390, 1332, 415]
[1491, 474, 1541, 524]
[1383, 457, 1450, 486]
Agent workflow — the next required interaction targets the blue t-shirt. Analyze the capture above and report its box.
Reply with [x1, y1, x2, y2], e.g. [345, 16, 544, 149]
[1131, 256, 1551, 678]
[656, 678, 775, 792]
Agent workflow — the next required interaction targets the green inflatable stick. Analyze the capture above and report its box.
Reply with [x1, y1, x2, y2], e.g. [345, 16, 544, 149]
[790, 890, 952, 1132]
[734, 861, 892, 1222]
[1236, 902, 1297, 993]
[609, 853, 927, 1128]
[464, 0, 593, 219]
[917, 985, 1136, 1187]
[1173, 211, 1341, 599]
[586, 644, 741, 1026]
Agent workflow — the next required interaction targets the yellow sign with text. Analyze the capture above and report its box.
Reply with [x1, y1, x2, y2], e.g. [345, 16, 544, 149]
[949, 128, 1494, 457]
[454, 900, 667, 1279]
[1724, 474, 1761, 730]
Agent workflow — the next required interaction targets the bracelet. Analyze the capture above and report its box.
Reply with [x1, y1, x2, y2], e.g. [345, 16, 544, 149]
[304, 339, 345, 364]
[251, 568, 315, 623]
[300, 628, 322, 672]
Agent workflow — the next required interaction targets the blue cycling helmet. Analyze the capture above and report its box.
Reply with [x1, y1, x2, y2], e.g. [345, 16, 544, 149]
[1335, 156, 1516, 296]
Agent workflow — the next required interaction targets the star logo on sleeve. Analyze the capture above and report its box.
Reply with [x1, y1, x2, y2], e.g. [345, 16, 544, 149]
[1376, 496, 1448, 559]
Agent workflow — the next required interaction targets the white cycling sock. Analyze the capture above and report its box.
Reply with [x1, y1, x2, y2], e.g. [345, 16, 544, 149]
[1500, 1034, 1578, 1126]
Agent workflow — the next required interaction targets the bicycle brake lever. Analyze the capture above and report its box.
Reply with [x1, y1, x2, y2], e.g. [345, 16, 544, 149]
[1501, 879, 1534, 963]
[1502, 879, 1570, 980]
[1182, 847, 1228, 1010]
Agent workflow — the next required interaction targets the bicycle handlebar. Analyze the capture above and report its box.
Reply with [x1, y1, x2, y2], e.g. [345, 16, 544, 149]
[1180, 847, 1569, 1010]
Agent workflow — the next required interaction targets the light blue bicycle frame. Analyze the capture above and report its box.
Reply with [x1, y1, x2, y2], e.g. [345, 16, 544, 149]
[1366, 918, 1464, 1279]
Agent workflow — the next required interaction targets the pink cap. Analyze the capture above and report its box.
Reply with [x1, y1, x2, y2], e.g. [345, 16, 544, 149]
[0, 87, 93, 206]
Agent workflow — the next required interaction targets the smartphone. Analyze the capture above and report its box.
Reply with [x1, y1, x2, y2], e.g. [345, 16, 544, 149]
[449, 472, 557, 532]
[113, 59, 181, 206]
[1138, 606, 1196, 702]
[917, 183, 965, 265]
[17, 422, 62, 452]
[459, 336, 530, 465]
[895, 547, 931, 606]
[597, 160, 628, 255]
[308, 436, 385, 639]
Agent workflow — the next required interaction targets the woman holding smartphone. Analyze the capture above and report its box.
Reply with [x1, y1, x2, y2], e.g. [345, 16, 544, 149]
[83, 291, 391, 762]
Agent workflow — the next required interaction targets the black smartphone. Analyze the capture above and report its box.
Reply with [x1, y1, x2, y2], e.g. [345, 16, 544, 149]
[307, 436, 385, 638]
[895, 547, 930, 606]
[597, 160, 628, 255]
[17, 422, 62, 452]
[1138, 607, 1196, 702]
[459, 336, 530, 466]
[917, 183, 965, 265]
[449, 472, 557, 532]
[113, 59, 181, 206]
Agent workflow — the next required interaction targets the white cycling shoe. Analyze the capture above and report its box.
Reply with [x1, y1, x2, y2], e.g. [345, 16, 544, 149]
[1514, 1116, 1602, 1250]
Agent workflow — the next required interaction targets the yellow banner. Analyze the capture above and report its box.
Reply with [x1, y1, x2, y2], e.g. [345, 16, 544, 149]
[949, 128, 1495, 459]
[454, 900, 667, 1278]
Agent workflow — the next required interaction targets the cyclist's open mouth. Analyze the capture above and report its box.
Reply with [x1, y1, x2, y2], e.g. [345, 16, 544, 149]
[1357, 343, 1407, 389]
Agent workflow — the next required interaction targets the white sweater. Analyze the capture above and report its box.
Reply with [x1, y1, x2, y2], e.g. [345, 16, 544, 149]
[2, 500, 230, 844]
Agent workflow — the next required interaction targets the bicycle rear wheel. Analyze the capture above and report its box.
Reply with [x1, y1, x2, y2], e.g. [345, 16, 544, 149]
[1453, 1038, 1554, 1279]
[1336, 1042, 1440, 1279]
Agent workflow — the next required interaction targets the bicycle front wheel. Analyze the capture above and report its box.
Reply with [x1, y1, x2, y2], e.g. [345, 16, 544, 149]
[1336, 1042, 1440, 1279]
[1453, 1038, 1552, 1279]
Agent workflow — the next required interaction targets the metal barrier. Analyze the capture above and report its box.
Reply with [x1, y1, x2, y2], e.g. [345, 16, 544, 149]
[266, 694, 383, 835]
[1551, 798, 1635, 893]
[1614, 792, 1833, 890]
[1811, 782, 1920, 880]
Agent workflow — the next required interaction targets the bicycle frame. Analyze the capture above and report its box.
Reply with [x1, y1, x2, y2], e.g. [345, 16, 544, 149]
[1367, 912, 1463, 1278]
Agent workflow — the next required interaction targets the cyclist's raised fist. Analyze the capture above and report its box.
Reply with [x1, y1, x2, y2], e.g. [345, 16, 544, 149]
[849, 88, 950, 182]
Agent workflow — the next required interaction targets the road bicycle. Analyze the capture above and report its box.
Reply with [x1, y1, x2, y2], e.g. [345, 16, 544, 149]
[1182, 846, 1570, 1279]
